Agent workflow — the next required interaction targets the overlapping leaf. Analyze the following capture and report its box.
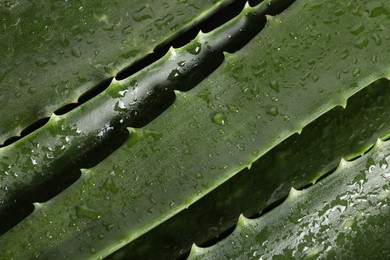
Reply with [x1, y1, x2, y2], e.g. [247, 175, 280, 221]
[0, 0, 280, 217]
[1, 0, 390, 259]
[109, 79, 390, 259]
[189, 138, 390, 259]
[0, 0, 235, 143]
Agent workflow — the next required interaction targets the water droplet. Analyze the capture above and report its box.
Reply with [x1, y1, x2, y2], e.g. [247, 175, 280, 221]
[35, 57, 48, 68]
[167, 69, 182, 82]
[155, 14, 174, 30]
[312, 75, 319, 82]
[114, 100, 127, 112]
[236, 143, 245, 151]
[352, 68, 361, 77]
[212, 112, 226, 126]
[340, 48, 349, 59]
[343, 219, 354, 229]
[227, 105, 238, 113]
[76, 205, 101, 220]
[251, 150, 260, 157]
[300, 72, 311, 81]
[196, 173, 203, 179]
[186, 41, 202, 55]
[372, 54, 378, 63]
[354, 37, 369, 49]
[371, 33, 382, 46]
[71, 48, 81, 57]
[349, 23, 365, 35]
[28, 87, 36, 94]
[103, 222, 115, 231]
[269, 80, 280, 93]
[267, 106, 279, 116]
[149, 195, 157, 205]
[132, 5, 153, 22]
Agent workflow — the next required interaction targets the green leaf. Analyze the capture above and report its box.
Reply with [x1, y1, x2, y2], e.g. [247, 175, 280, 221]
[188, 138, 390, 259]
[0, 0, 274, 215]
[0, 0, 235, 144]
[108, 78, 390, 259]
[1, 0, 390, 258]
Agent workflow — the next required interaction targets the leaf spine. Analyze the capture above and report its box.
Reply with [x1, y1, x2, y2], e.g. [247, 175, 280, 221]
[188, 243, 205, 257]
[237, 213, 251, 227]
[287, 187, 302, 200]
[33, 202, 44, 209]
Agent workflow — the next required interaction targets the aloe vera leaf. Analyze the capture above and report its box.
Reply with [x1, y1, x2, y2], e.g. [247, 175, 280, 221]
[188, 138, 390, 259]
[0, 0, 236, 144]
[0, 0, 275, 218]
[108, 79, 390, 260]
[2, 0, 390, 258]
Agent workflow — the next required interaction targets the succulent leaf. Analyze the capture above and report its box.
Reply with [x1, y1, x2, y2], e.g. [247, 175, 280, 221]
[109, 78, 390, 259]
[0, 0, 237, 144]
[0, 0, 390, 259]
[188, 138, 390, 259]
[0, 0, 280, 221]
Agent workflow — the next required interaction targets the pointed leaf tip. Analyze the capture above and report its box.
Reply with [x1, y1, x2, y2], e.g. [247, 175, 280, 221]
[33, 202, 43, 209]
[237, 213, 251, 226]
[173, 89, 185, 97]
[337, 157, 349, 172]
[197, 30, 206, 39]
[48, 113, 62, 123]
[265, 14, 274, 21]
[126, 127, 138, 135]
[110, 77, 120, 85]
[80, 168, 89, 175]
[287, 187, 302, 200]
[340, 99, 348, 109]
[79, 168, 92, 180]
[222, 51, 230, 59]
[375, 138, 385, 149]
[246, 162, 252, 170]
[243, 1, 252, 12]
[188, 242, 204, 258]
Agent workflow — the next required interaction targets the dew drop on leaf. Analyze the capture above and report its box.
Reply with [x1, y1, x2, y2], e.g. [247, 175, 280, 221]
[349, 23, 365, 35]
[196, 173, 203, 179]
[186, 41, 202, 55]
[236, 143, 245, 151]
[352, 68, 361, 77]
[212, 112, 226, 126]
[269, 80, 280, 93]
[227, 104, 238, 113]
[76, 205, 101, 220]
[267, 106, 279, 116]
[167, 69, 182, 82]
[354, 37, 369, 49]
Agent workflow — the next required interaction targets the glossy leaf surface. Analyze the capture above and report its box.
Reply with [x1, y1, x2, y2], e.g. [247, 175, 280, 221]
[0, 0, 277, 220]
[189, 139, 390, 259]
[0, 0, 235, 144]
[1, 0, 390, 259]
[109, 78, 390, 259]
